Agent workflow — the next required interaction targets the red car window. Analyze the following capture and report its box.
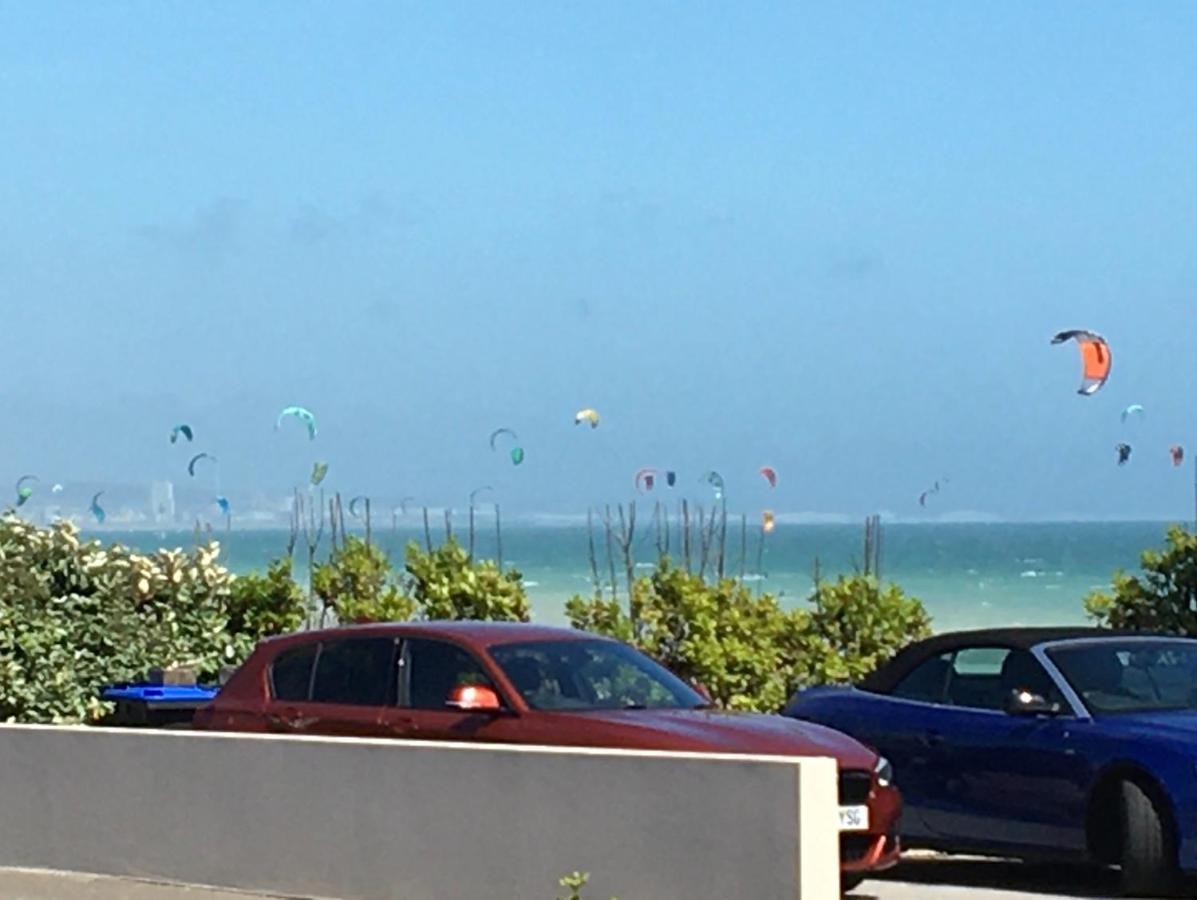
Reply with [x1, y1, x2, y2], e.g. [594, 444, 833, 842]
[402, 639, 496, 710]
[270, 643, 318, 701]
[309, 638, 398, 706]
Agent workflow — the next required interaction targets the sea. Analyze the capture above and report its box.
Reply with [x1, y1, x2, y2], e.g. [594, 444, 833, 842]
[87, 521, 1182, 633]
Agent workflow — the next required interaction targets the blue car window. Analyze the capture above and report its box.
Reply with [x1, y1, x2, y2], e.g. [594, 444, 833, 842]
[941, 647, 1066, 711]
[998, 650, 1065, 706]
[890, 652, 953, 703]
[945, 647, 1012, 710]
[1049, 640, 1197, 714]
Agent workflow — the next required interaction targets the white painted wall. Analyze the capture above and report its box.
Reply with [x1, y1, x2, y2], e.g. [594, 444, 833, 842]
[0, 725, 839, 900]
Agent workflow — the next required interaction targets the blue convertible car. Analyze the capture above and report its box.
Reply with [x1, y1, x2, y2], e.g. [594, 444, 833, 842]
[784, 628, 1197, 896]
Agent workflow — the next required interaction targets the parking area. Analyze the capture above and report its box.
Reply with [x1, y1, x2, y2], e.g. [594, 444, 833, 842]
[855, 854, 1196, 900]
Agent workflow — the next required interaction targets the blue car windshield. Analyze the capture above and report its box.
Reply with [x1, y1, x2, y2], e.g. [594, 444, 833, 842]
[490, 639, 706, 711]
[1047, 640, 1197, 714]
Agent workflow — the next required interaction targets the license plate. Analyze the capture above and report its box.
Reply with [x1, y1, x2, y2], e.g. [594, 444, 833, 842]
[838, 805, 869, 831]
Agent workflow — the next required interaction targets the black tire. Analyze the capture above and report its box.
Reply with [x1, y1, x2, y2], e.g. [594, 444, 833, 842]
[840, 872, 866, 896]
[1120, 779, 1177, 897]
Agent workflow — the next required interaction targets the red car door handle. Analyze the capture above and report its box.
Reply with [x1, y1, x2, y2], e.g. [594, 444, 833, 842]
[268, 708, 303, 729]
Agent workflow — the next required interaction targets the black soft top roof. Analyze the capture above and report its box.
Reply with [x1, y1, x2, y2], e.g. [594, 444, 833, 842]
[860, 627, 1176, 694]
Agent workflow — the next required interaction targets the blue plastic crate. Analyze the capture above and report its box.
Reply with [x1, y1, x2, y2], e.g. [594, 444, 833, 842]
[101, 684, 218, 704]
[99, 682, 218, 727]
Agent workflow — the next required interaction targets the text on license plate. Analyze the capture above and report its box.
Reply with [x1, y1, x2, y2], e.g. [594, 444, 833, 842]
[838, 805, 869, 831]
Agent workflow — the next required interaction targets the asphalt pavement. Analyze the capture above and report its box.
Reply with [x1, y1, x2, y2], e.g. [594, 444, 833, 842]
[855, 854, 1196, 900]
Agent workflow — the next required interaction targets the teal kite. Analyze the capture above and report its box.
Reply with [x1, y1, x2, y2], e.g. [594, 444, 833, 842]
[188, 453, 217, 477]
[277, 406, 317, 440]
[15, 475, 37, 508]
[170, 424, 194, 444]
[489, 428, 518, 450]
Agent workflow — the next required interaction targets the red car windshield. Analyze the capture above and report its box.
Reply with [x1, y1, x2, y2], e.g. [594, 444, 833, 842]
[490, 639, 706, 711]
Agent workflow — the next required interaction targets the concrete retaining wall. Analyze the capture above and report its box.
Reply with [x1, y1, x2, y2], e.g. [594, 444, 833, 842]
[0, 725, 839, 900]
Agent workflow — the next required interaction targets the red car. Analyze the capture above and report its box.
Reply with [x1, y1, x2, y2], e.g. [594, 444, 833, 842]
[195, 621, 900, 886]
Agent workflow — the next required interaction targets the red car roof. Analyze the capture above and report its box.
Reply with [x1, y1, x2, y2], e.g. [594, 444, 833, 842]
[262, 620, 597, 651]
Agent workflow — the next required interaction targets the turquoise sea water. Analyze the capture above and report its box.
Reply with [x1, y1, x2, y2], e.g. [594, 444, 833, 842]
[90, 521, 1183, 632]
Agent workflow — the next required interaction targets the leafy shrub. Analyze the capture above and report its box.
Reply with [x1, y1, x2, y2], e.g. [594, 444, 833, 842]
[568, 560, 806, 711]
[1085, 525, 1197, 633]
[567, 559, 929, 712]
[313, 536, 414, 624]
[225, 556, 309, 657]
[311, 537, 528, 624]
[405, 540, 530, 622]
[0, 517, 237, 723]
[800, 574, 933, 685]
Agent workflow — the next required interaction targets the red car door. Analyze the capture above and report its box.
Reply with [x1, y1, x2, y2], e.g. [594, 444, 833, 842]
[264, 636, 399, 738]
[384, 637, 522, 743]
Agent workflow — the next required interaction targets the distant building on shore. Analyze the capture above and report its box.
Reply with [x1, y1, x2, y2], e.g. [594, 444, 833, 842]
[151, 481, 176, 524]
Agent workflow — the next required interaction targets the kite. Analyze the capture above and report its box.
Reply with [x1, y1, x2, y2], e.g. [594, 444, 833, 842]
[170, 424, 194, 444]
[277, 406, 317, 440]
[1116, 443, 1132, 466]
[918, 492, 928, 508]
[216, 496, 230, 515]
[761, 510, 776, 534]
[14, 475, 37, 508]
[634, 468, 657, 494]
[187, 453, 217, 477]
[90, 492, 106, 524]
[759, 466, 777, 488]
[310, 461, 329, 487]
[469, 486, 494, 506]
[489, 428, 518, 450]
[349, 496, 369, 520]
[574, 408, 600, 429]
[1121, 404, 1144, 424]
[491, 429, 526, 465]
[703, 471, 725, 499]
[1051, 330, 1111, 395]
[51, 483, 64, 494]
[665, 471, 677, 488]
[1171, 445, 1185, 467]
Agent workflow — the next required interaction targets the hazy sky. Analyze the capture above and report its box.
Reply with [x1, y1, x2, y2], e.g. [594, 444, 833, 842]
[3, 3, 1197, 520]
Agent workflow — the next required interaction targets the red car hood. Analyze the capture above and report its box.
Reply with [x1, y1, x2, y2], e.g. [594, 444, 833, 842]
[544, 707, 877, 769]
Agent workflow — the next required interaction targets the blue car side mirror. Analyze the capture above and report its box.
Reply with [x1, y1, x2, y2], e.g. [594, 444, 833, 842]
[1005, 689, 1061, 717]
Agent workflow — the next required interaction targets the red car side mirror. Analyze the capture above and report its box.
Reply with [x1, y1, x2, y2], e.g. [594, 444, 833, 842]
[445, 684, 502, 712]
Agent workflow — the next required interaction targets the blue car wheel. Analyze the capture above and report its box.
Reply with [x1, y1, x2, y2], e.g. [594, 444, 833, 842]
[1120, 779, 1176, 897]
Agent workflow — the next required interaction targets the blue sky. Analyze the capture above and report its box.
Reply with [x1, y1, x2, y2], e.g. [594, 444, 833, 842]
[2, 3, 1196, 519]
